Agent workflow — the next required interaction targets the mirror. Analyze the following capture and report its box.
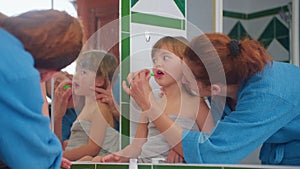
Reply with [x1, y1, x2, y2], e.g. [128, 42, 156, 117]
[1, 0, 299, 165]
[121, 0, 299, 165]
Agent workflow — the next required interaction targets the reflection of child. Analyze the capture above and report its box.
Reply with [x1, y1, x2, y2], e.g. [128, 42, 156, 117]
[89, 36, 214, 163]
[45, 71, 85, 147]
[63, 50, 119, 161]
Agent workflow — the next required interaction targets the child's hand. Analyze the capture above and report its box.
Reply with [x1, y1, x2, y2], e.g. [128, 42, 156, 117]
[167, 149, 184, 163]
[102, 153, 128, 163]
[60, 157, 72, 169]
[54, 79, 72, 119]
[123, 69, 153, 111]
[78, 155, 93, 161]
[91, 156, 103, 162]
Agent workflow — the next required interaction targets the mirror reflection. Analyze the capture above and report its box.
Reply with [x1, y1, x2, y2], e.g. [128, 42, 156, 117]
[48, 51, 120, 161]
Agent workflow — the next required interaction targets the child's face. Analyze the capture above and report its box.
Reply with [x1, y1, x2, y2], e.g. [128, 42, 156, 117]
[152, 46, 183, 87]
[73, 66, 96, 96]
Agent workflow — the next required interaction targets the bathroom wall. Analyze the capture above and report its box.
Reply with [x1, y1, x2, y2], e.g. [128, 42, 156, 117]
[120, 0, 188, 147]
[223, 0, 292, 62]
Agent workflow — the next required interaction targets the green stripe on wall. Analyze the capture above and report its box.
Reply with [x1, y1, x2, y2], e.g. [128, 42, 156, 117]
[248, 6, 289, 19]
[131, 0, 186, 16]
[223, 10, 247, 19]
[121, 0, 130, 32]
[131, 11, 185, 30]
[120, 0, 130, 149]
[224, 5, 289, 20]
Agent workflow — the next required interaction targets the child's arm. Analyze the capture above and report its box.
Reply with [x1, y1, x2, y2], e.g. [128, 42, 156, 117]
[63, 138, 102, 161]
[196, 98, 214, 133]
[63, 103, 109, 161]
[101, 114, 148, 162]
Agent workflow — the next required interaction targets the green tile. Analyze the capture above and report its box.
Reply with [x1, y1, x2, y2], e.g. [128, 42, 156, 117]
[174, 0, 186, 16]
[153, 165, 221, 169]
[121, 103, 130, 148]
[275, 17, 289, 38]
[121, 17, 130, 33]
[228, 21, 250, 41]
[138, 164, 152, 169]
[259, 39, 273, 49]
[96, 164, 128, 169]
[121, 0, 130, 32]
[223, 11, 247, 20]
[120, 58, 130, 103]
[121, 0, 130, 17]
[70, 164, 95, 169]
[248, 6, 288, 20]
[131, 0, 139, 7]
[131, 12, 185, 30]
[121, 33, 130, 61]
[224, 5, 289, 20]
[224, 167, 264, 169]
[274, 17, 289, 51]
[277, 37, 289, 51]
[258, 18, 275, 46]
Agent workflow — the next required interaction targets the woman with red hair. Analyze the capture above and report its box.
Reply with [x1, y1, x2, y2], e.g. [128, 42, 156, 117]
[0, 9, 83, 168]
[124, 33, 300, 165]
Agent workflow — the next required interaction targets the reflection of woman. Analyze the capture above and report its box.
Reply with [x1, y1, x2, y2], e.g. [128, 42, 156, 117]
[63, 50, 119, 161]
[124, 33, 300, 165]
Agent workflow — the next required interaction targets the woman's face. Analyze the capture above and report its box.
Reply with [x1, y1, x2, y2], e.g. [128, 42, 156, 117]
[73, 66, 96, 96]
[151, 46, 183, 87]
[182, 57, 211, 97]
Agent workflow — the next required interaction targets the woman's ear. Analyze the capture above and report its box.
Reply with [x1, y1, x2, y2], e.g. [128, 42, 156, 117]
[38, 69, 59, 82]
[211, 84, 222, 96]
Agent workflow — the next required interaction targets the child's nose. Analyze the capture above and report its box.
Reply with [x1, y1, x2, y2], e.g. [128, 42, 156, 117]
[154, 59, 163, 68]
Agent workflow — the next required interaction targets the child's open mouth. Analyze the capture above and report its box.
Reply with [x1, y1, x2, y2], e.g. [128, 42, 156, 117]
[155, 70, 165, 77]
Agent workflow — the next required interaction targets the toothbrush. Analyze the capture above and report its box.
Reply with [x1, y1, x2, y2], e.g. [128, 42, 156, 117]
[63, 84, 71, 89]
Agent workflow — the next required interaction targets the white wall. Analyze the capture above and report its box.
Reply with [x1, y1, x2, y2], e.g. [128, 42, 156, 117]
[187, 0, 214, 39]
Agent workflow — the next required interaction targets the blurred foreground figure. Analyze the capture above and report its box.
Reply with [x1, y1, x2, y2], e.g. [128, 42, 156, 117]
[0, 9, 83, 169]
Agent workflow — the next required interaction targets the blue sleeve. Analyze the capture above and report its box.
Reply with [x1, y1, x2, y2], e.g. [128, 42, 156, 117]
[182, 93, 297, 164]
[0, 75, 62, 169]
[112, 75, 120, 105]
